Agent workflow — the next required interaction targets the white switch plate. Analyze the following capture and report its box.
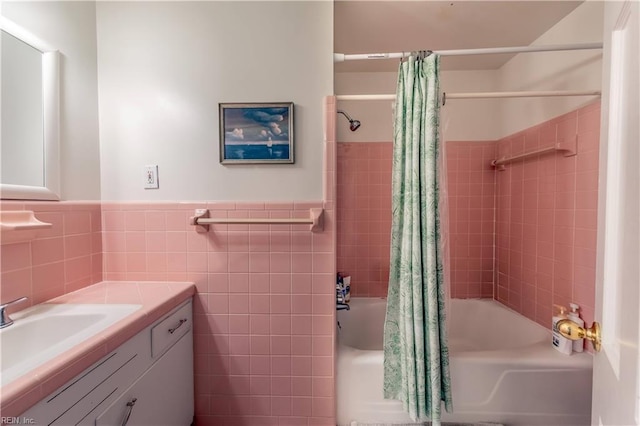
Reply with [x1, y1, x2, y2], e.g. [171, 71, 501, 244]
[144, 165, 159, 189]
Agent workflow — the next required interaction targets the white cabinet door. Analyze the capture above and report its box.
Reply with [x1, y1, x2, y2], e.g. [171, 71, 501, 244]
[95, 331, 194, 426]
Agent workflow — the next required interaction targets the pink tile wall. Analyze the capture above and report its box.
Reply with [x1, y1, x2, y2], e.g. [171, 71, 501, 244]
[495, 102, 600, 329]
[100, 202, 336, 425]
[336, 102, 599, 315]
[446, 141, 497, 298]
[336, 140, 495, 299]
[336, 142, 393, 297]
[0, 202, 103, 311]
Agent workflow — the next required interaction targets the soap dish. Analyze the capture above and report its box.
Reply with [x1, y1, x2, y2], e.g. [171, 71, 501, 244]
[1, 211, 52, 244]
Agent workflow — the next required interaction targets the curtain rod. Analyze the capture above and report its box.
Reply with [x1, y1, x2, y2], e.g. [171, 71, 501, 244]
[335, 90, 601, 103]
[334, 42, 603, 62]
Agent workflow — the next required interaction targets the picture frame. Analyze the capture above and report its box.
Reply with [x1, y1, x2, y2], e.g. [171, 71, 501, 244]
[219, 102, 294, 164]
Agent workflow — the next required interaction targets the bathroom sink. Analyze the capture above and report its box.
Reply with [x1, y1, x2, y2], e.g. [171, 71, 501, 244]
[0, 304, 141, 386]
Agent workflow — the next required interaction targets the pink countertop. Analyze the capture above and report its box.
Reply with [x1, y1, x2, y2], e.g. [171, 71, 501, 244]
[0, 280, 195, 418]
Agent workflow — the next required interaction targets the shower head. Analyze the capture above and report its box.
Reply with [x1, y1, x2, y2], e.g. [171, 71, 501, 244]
[337, 110, 361, 132]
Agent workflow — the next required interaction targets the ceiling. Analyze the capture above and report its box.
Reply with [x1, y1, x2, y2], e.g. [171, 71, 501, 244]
[334, 1, 583, 72]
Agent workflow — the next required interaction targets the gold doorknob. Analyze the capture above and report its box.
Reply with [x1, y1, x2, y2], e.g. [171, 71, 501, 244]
[556, 319, 601, 352]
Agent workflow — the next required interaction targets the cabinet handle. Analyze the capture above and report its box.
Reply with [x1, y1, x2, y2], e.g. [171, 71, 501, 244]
[168, 318, 187, 334]
[121, 397, 137, 426]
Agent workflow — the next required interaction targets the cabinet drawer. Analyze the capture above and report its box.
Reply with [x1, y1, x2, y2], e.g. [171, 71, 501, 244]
[151, 301, 192, 358]
[24, 331, 149, 425]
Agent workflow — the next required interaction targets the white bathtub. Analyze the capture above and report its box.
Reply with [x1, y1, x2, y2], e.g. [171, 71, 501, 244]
[337, 298, 592, 426]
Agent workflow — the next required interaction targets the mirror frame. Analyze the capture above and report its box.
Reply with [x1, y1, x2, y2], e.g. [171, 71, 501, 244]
[1, 17, 60, 201]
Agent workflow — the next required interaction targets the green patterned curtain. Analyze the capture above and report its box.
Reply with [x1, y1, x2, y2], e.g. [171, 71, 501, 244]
[382, 53, 453, 425]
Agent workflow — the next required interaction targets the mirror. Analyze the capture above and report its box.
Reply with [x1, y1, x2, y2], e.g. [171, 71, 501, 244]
[0, 17, 59, 200]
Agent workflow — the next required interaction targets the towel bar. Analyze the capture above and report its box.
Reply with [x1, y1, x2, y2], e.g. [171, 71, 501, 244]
[190, 208, 324, 233]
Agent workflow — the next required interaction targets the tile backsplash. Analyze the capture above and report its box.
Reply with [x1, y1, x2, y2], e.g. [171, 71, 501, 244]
[0, 202, 102, 310]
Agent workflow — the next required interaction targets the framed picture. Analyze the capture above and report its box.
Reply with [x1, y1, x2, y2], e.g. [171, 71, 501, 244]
[219, 102, 294, 164]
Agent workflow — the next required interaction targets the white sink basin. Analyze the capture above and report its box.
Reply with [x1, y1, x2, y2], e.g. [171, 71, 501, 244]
[0, 304, 141, 386]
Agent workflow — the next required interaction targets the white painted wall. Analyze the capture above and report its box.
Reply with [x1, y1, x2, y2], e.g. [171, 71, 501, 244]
[96, 1, 333, 201]
[1, 2, 102, 200]
[334, 70, 500, 142]
[334, 2, 603, 144]
[497, 1, 603, 138]
[440, 70, 501, 142]
[334, 72, 396, 143]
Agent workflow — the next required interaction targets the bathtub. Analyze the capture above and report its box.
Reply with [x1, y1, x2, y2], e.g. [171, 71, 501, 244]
[337, 298, 592, 426]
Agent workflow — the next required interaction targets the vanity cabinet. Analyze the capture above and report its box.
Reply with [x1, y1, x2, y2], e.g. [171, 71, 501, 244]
[22, 299, 193, 426]
[95, 330, 192, 425]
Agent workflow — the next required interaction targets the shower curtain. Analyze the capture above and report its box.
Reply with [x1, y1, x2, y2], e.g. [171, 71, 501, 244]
[382, 52, 453, 425]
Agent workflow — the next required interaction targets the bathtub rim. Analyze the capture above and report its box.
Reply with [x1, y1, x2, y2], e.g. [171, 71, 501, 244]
[337, 297, 593, 369]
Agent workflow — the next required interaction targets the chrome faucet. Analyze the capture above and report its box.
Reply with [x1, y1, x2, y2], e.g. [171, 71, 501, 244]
[0, 297, 28, 329]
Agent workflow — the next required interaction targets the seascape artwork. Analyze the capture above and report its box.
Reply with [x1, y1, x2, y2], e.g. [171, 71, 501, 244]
[219, 103, 294, 164]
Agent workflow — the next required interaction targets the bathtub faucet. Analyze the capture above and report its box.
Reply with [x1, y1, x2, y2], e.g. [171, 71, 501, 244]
[336, 302, 350, 311]
[0, 296, 28, 329]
